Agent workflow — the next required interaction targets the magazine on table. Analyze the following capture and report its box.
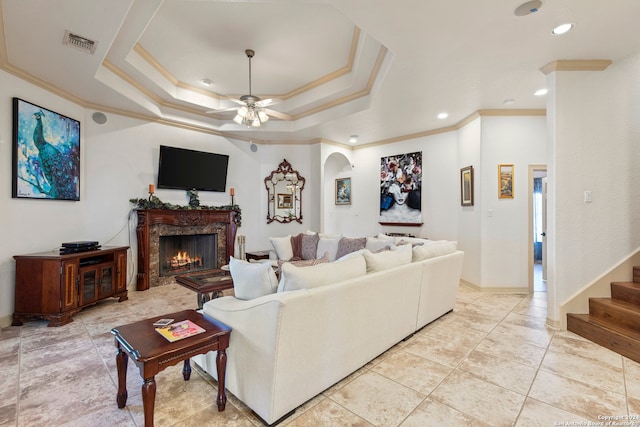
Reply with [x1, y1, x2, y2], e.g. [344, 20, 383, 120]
[155, 319, 206, 342]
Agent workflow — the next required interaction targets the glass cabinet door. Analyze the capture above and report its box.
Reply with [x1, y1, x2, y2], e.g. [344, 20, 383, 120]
[80, 269, 98, 306]
[99, 265, 114, 298]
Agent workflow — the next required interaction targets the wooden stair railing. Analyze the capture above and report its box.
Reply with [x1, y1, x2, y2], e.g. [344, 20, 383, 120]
[567, 266, 640, 363]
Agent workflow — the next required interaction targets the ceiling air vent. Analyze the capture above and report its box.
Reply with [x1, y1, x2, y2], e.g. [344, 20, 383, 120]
[62, 30, 98, 54]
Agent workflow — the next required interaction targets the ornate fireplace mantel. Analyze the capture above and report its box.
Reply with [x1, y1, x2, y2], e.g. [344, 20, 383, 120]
[135, 209, 237, 291]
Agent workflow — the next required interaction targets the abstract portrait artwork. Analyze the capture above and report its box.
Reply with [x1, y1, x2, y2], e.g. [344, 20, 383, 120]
[12, 98, 80, 200]
[379, 151, 422, 225]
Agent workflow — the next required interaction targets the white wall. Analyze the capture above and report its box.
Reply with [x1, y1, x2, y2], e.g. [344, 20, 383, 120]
[547, 52, 640, 323]
[340, 133, 460, 240]
[457, 117, 482, 286]
[479, 116, 547, 289]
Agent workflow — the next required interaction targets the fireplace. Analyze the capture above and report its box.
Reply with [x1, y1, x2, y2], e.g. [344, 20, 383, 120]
[135, 209, 237, 290]
[159, 234, 217, 276]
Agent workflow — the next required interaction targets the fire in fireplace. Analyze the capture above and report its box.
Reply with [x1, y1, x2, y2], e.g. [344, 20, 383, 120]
[159, 234, 217, 276]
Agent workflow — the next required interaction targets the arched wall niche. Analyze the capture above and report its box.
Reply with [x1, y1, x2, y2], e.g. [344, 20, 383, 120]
[322, 152, 353, 234]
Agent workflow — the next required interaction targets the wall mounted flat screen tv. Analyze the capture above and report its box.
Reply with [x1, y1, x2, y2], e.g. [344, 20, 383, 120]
[157, 145, 229, 192]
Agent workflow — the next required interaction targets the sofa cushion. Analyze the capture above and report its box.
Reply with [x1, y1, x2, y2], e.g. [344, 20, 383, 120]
[316, 235, 342, 261]
[228, 257, 279, 300]
[412, 240, 457, 261]
[270, 235, 293, 261]
[277, 254, 366, 292]
[362, 243, 412, 272]
[301, 232, 320, 260]
[335, 236, 366, 259]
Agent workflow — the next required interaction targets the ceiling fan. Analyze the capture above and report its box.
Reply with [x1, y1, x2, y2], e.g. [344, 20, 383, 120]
[208, 49, 277, 127]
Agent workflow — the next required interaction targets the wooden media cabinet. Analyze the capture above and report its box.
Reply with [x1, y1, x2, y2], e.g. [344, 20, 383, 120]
[13, 246, 129, 327]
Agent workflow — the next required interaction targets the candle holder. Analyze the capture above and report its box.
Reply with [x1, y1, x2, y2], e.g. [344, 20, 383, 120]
[148, 190, 154, 201]
[231, 194, 235, 205]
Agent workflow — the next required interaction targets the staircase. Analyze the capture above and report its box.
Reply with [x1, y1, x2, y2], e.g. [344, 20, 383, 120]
[567, 266, 640, 363]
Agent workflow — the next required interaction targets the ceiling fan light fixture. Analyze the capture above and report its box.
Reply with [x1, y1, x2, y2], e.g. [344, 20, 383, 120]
[232, 49, 271, 128]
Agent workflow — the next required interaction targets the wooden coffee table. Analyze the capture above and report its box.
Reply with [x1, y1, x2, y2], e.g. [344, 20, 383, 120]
[176, 269, 234, 309]
[111, 309, 231, 427]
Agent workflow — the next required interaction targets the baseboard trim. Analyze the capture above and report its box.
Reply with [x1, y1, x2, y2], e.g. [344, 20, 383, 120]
[460, 279, 528, 294]
[0, 314, 13, 329]
[546, 317, 561, 330]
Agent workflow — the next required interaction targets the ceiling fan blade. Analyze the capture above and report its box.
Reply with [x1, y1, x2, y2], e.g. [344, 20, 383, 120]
[264, 108, 292, 121]
[206, 106, 239, 114]
[205, 96, 247, 114]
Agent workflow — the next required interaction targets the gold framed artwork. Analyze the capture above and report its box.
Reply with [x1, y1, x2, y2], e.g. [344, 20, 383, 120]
[498, 164, 514, 199]
[460, 166, 474, 206]
[277, 193, 293, 209]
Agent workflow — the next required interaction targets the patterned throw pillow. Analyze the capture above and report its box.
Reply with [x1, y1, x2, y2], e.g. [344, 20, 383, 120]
[335, 237, 366, 259]
[300, 232, 319, 260]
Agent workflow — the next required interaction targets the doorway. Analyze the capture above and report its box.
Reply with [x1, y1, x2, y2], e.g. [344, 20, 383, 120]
[528, 165, 547, 292]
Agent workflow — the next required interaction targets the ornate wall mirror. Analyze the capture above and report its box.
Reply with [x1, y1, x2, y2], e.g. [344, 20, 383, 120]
[264, 159, 305, 223]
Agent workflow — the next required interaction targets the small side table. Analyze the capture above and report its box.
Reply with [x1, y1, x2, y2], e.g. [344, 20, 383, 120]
[176, 269, 234, 309]
[111, 310, 231, 427]
[245, 250, 271, 262]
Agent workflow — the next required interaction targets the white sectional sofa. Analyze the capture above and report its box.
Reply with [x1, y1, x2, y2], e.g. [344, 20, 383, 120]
[193, 235, 463, 425]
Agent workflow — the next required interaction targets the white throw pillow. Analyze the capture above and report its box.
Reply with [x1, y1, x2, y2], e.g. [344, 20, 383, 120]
[269, 235, 293, 261]
[229, 257, 278, 300]
[316, 235, 342, 261]
[412, 240, 457, 261]
[362, 243, 412, 272]
[376, 233, 395, 240]
[366, 237, 396, 252]
[278, 254, 366, 292]
[394, 236, 428, 246]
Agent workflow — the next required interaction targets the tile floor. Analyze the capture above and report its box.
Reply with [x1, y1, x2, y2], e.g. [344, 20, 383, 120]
[1, 282, 639, 427]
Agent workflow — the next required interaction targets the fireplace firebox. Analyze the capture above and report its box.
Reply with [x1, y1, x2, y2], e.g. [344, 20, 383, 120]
[135, 209, 238, 290]
[159, 234, 217, 276]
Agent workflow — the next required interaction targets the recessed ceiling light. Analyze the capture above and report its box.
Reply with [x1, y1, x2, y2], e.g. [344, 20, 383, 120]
[534, 88, 548, 96]
[349, 135, 358, 143]
[200, 79, 213, 86]
[437, 112, 448, 119]
[552, 23, 574, 35]
[503, 99, 516, 105]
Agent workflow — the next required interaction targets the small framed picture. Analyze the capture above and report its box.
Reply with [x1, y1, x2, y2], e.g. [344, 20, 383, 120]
[335, 177, 351, 205]
[277, 193, 293, 209]
[460, 166, 474, 206]
[498, 164, 514, 199]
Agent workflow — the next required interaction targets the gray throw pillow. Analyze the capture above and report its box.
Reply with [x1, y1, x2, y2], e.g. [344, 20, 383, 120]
[335, 236, 366, 259]
[301, 233, 320, 260]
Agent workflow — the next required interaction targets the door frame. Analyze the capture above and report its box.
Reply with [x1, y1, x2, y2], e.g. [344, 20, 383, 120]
[528, 164, 547, 292]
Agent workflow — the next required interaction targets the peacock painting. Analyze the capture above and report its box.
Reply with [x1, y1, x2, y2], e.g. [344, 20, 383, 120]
[12, 98, 80, 200]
